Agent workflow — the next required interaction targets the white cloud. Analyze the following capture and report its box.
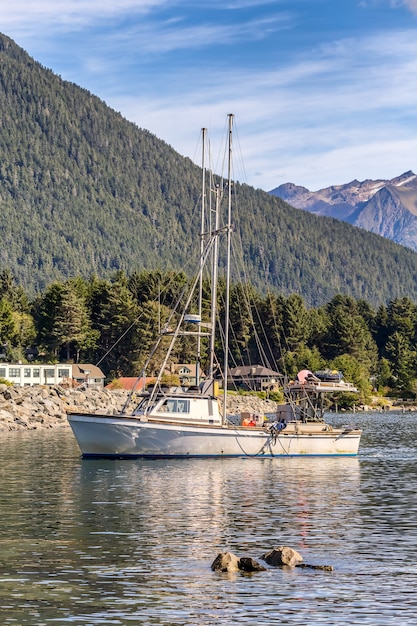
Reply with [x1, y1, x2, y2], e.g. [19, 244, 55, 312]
[107, 26, 417, 190]
[394, 0, 417, 14]
[2, 1, 417, 190]
[2, 0, 166, 26]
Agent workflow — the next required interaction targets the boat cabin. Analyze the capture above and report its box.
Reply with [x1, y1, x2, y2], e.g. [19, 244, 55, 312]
[133, 385, 223, 427]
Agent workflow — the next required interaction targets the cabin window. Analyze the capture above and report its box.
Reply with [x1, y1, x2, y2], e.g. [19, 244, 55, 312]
[24, 368, 31, 378]
[0, 368, 6, 377]
[58, 369, 70, 378]
[158, 399, 190, 414]
[9, 368, 20, 377]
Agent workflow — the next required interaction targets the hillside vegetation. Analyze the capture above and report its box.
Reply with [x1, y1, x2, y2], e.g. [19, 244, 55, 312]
[1, 33, 417, 306]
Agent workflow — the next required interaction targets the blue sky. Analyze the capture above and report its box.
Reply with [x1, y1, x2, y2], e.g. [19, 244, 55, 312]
[3, 0, 417, 191]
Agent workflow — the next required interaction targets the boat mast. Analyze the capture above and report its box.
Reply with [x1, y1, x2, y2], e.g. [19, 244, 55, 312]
[208, 183, 220, 380]
[196, 128, 207, 387]
[222, 113, 234, 419]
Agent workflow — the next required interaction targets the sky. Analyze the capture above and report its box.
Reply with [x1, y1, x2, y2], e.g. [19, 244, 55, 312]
[2, 0, 417, 191]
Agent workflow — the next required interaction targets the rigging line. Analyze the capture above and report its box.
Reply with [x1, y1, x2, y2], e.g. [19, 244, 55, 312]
[264, 289, 291, 380]
[95, 275, 189, 370]
[228, 185, 279, 371]
[230, 120, 248, 187]
[94, 203, 214, 371]
[229, 240, 277, 372]
[95, 318, 140, 368]
[146, 231, 219, 408]
[96, 220, 214, 374]
[231, 234, 279, 370]
[90, 129, 229, 374]
[213, 115, 232, 183]
[214, 261, 267, 393]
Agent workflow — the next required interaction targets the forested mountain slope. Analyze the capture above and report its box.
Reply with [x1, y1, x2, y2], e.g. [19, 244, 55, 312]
[1, 32, 417, 307]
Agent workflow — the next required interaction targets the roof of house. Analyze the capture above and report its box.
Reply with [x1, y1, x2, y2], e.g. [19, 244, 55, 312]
[229, 365, 281, 378]
[72, 364, 105, 379]
[105, 377, 153, 390]
[165, 364, 206, 378]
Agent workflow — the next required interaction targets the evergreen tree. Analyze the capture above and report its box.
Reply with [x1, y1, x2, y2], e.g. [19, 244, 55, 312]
[385, 331, 416, 392]
[88, 275, 140, 376]
[49, 283, 98, 362]
[0, 298, 17, 353]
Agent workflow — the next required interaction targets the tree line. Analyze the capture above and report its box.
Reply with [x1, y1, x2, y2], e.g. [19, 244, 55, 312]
[1, 267, 417, 403]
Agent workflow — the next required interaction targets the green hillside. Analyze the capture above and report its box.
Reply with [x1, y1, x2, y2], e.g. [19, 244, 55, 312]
[1, 32, 417, 306]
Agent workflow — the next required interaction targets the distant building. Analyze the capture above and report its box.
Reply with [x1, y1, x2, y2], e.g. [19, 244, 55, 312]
[105, 365, 206, 392]
[106, 377, 150, 391]
[164, 363, 206, 386]
[0, 363, 105, 388]
[71, 364, 106, 389]
[228, 365, 282, 392]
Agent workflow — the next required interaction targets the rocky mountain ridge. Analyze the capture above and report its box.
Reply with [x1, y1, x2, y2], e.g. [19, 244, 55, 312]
[270, 171, 417, 250]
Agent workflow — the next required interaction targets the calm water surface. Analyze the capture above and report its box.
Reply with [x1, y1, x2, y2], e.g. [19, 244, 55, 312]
[1, 411, 417, 625]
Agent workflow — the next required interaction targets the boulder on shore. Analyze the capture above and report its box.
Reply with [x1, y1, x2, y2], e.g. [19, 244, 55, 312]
[0, 384, 131, 432]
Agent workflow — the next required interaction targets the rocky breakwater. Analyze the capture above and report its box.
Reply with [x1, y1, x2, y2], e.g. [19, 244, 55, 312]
[224, 395, 278, 419]
[0, 385, 279, 432]
[0, 384, 131, 432]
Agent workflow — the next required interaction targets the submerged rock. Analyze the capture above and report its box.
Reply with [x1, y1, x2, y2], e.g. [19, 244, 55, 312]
[262, 546, 303, 567]
[238, 557, 267, 572]
[211, 552, 266, 573]
[211, 552, 241, 572]
[296, 563, 334, 571]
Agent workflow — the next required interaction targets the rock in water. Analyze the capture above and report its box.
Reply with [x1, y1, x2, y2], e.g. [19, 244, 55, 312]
[211, 552, 240, 572]
[211, 552, 266, 573]
[262, 546, 303, 567]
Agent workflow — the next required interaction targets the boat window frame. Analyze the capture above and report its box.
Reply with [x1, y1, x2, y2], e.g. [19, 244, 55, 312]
[157, 398, 190, 414]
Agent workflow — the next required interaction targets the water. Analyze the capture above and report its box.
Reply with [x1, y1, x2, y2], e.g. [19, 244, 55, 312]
[1, 412, 417, 625]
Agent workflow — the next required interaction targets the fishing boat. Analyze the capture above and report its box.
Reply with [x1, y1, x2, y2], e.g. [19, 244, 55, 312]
[67, 115, 362, 458]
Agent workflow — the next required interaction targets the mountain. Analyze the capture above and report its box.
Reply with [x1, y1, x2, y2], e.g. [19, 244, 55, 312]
[2, 32, 417, 307]
[270, 171, 417, 251]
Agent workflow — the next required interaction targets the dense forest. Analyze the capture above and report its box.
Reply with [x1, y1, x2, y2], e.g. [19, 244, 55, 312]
[1, 268, 416, 405]
[2, 32, 417, 306]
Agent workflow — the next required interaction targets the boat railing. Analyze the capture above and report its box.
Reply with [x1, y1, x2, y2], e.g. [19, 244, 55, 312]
[285, 381, 358, 393]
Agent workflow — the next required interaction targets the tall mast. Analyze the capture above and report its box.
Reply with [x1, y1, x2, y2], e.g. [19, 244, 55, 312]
[208, 183, 220, 379]
[222, 113, 234, 419]
[196, 128, 207, 387]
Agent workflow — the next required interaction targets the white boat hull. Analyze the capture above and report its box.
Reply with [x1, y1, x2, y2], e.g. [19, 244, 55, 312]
[67, 413, 362, 458]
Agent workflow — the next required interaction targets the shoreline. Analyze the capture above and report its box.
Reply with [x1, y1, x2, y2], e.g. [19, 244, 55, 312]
[0, 384, 280, 432]
[0, 384, 414, 432]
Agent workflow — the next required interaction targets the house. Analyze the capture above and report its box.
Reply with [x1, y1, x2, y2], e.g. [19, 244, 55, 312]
[165, 363, 206, 386]
[104, 365, 207, 392]
[71, 364, 106, 389]
[0, 362, 72, 387]
[228, 365, 282, 392]
[106, 377, 151, 391]
[0, 362, 105, 388]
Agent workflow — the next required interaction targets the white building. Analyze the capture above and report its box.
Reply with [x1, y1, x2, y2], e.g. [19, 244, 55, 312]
[0, 363, 105, 388]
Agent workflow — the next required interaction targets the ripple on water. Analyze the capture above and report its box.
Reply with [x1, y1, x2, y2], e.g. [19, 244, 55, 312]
[1, 414, 417, 624]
